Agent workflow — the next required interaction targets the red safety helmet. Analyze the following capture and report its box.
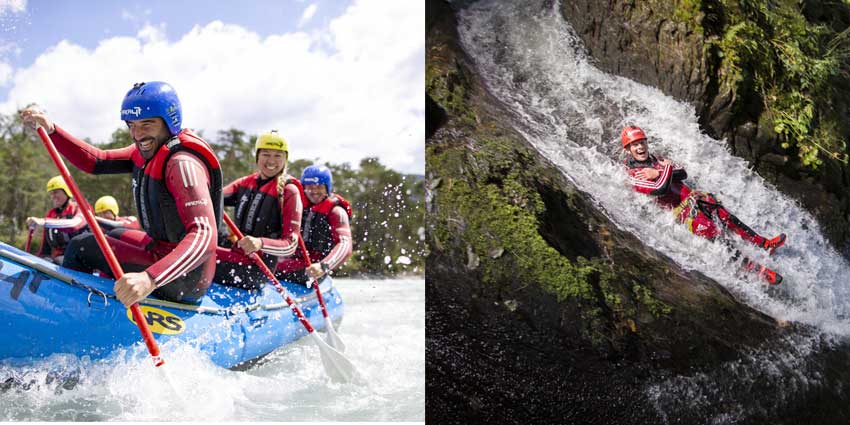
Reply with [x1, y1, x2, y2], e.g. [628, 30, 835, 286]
[621, 125, 647, 149]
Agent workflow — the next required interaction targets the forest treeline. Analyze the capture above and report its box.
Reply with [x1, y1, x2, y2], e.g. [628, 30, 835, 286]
[0, 113, 424, 276]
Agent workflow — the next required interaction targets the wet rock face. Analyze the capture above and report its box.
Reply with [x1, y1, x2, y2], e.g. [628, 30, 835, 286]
[560, 1, 711, 115]
[426, 262, 664, 425]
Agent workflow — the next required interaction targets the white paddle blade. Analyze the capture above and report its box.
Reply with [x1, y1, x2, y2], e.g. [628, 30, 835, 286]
[310, 332, 356, 383]
[324, 316, 347, 353]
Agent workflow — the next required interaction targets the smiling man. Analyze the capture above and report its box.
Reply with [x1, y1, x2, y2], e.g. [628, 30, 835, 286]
[621, 125, 786, 284]
[21, 81, 223, 306]
[276, 164, 353, 286]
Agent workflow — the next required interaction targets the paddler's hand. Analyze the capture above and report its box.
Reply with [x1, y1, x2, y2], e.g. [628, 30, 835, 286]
[26, 216, 45, 229]
[19, 106, 55, 133]
[306, 262, 325, 279]
[635, 167, 660, 181]
[114, 271, 157, 307]
[236, 235, 263, 255]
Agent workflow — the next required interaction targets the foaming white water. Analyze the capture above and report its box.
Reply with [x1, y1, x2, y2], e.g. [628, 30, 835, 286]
[0, 278, 424, 421]
[457, 0, 850, 335]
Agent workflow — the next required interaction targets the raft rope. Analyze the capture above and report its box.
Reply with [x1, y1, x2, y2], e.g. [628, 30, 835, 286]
[0, 247, 327, 315]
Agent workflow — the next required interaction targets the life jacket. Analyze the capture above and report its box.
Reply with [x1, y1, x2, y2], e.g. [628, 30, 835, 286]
[132, 129, 223, 243]
[301, 194, 353, 259]
[44, 199, 83, 255]
[232, 174, 304, 238]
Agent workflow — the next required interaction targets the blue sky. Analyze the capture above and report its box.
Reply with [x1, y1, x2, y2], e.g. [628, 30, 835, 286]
[2, 1, 351, 73]
[0, 0, 424, 173]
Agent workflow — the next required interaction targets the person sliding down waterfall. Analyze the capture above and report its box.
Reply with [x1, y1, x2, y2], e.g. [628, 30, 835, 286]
[620, 125, 786, 284]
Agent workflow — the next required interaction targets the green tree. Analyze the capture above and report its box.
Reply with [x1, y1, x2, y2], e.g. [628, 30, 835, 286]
[210, 128, 255, 184]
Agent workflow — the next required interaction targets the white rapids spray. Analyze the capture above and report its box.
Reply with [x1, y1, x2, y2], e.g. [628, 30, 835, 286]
[457, 0, 850, 335]
[0, 278, 424, 422]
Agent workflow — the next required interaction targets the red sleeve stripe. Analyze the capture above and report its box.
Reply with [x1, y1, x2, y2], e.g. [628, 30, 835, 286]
[628, 165, 671, 190]
[155, 216, 212, 287]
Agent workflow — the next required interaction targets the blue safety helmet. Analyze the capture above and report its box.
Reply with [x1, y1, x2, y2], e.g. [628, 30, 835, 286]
[120, 81, 182, 136]
[301, 165, 333, 194]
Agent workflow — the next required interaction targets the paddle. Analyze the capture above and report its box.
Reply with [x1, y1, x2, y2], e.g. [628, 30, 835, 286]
[222, 213, 356, 382]
[24, 228, 33, 253]
[34, 126, 165, 367]
[296, 235, 347, 352]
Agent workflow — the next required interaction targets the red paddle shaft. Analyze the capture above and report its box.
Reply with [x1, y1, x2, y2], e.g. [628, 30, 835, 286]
[36, 126, 164, 367]
[25, 229, 33, 253]
[222, 213, 316, 333]
[296, 235, 332, 321]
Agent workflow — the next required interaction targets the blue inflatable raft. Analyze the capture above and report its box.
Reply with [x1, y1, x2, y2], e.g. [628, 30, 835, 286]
[0, 241, 344, 368]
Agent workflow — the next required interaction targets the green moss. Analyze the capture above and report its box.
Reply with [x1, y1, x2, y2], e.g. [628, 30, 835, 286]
[428, 132, 673, 329]
[426, 44, 475, 124]
[673, 0, 704, 26]
[434, 145, 597, 302]
[632, 283, 673, 317]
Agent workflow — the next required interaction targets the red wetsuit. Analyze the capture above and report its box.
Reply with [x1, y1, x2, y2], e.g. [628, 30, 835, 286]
[36, 198, 86, 259]
[95, 215, 142, 232]
[625, 154, 766, 246]
[214, 173, 304, 289]
[276, 194, 353, 283]
[51, 125, 221, 303]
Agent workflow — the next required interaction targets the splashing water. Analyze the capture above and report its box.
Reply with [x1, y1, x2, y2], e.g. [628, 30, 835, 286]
[457, 0, 850, 336]
[0, 278, 424, 421]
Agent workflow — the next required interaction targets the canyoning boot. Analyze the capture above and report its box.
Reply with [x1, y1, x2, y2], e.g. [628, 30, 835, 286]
[742, 259, 783, 285]
[761, 233, 786, 255]
[758, 267, 783, 285]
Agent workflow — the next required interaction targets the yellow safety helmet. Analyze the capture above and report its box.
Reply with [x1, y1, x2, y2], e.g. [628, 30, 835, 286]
[95, 196, 119, 216]
[254, 130, 289, 162]
[46, 176, 72, 198]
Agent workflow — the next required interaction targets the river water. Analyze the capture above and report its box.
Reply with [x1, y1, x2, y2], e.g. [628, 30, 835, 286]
[457, 0, 850, 422]
[0, 278, 424, 422]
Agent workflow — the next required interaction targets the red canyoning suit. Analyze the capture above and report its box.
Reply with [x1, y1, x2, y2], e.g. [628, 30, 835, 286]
[624, 154, 767, 246]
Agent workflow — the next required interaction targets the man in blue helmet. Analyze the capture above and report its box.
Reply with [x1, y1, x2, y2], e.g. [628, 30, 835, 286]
[276, 165, 353, 284]
[21, 82, 223, 306]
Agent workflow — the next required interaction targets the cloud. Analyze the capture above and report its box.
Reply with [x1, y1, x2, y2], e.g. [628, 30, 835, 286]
[298, 4, 318, 28]
[0, 0, 424, 174]
[0, 61, 11, 86]
[0, 0, 25, 16]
